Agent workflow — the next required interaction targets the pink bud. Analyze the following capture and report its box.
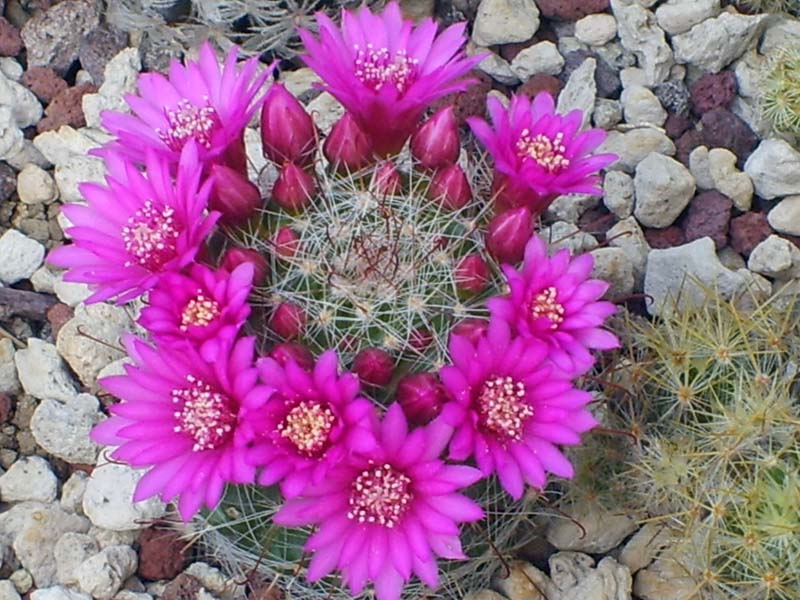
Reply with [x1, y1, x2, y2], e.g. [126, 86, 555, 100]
[261, 83, 317, 167]
[486, 206, 533, 264]
[273, 226, 299, 258]
[270, 342, 314, 371]
[269, 302, 306, 340]
[272, 162, 316, 213]
[428, 164, 471, 211]
[372, 162, 401, 196]
[396, 373, 446, 426]
[411, 107, 460, 171]
[409, 327, 433, 352]
[323, 112, 374, 171]
[352, 347, 394, 386]
[451, 318, 489, 345]
[209, 164, 262, 225]
[221, 247, 269, 286]
[455, 253, 489, 295]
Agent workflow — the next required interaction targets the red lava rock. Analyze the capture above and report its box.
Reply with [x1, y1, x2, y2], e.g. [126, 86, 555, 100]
[499, 39, 535, 63]
[430, 70, 492, 127]
[0, 394, 13, 424]
[47, 303, 73, 338]
[160, 573, 203, 600]
[691, 71, 737, 115]
[664, 114, 692, 140]
[21, 66, 68, 104]
[37, 83, 97, 133]
[675, 129, 704, 167]
[683, 191, 733, 250]
[0, 18, 22, 57]
[644, 226, 686, 249]
[536, 0, 610, 20]
[699, 108, 759, 165]
[137, 527, 189, 580]
[518, 74, 563, 99]
[730, 212, 772, 257]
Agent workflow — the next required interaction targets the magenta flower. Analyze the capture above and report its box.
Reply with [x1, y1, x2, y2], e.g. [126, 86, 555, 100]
[48, 143, 218, 304]
[298, 2, 484, 157]
[244, 350, 378, 498]
[274, 403, 484, 600]
[101, 42, 275, 170]
[468, 93, 617, 215]
[91, 335, 268, 521]
[487, 234, 619, 375]
[439, 319, 597, 499]
[137, 262, 254, 362]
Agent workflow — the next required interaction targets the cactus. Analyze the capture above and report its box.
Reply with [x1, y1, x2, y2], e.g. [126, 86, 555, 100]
[734, 0, 800, 15]
[561, 289, 800, 599]
[760, 46, 800, 138]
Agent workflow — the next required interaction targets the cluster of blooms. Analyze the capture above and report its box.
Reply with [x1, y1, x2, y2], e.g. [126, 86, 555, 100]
[48, 3, 617, 599]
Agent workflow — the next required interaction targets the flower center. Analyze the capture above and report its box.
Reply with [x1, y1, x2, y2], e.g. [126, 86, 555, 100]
[121, 200, 180, 270]
[516, 130, 570, 173]
[477, 376, 533, 442]
[172, 375, 236, 451]
[347, 463, 413, 528]
[277, 401, 337, 457]
[530, 286, 565, 330]
[180, 293, 221, 331]
[158, 98, 220, 152]
[353, 44, 419, 93]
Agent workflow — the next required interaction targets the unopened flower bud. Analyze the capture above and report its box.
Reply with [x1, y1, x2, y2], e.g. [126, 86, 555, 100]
[397, 373, 446, 426]
[451, 318, 488, 345]
[486, 206, 533, 264]
[428, 164, 471, 211]
[409, 327, 433, 352]
[269, 302, 306, 339]
[221, 247, 269, 286]
[352, 347, 394, 386]
[455, 253, 489, 295]
[270, 341, 314, 371]
[372, 162, 401, 196]
[272, 162, 316, 213]
[261, 83, 317, 166]
[324, 112, 374, 171]
[273, 226, 299, 258]
[411, 107, 460, 171]
[210, 164, 262, 225]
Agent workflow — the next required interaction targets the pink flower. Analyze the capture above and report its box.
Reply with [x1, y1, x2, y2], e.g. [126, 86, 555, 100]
[439, 319, 596, 499]
[274, 403, 484, 600]
[244, 350, 378, 498]
[468, 93, 617, 215]
[91, 335, 268, 521]
[137, 262, 254, 362]
[298, 2, 483, 156]
[487, 235, 619, 375]
[101, 42, 275, 170]
[48, 144, 218, 304]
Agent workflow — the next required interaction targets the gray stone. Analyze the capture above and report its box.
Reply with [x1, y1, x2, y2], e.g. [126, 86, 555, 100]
[760, 16, 800, 56]
[494, 561, 556, 600]
[17, 164, 58, 205]
[31, 395, 104, 465]
[611, 0, 673, 85]
[83, 460, 166, 531]
[747, 235, 800, 279]
[0, 581, 20, 600]
[672, 12, 767, 73]
[9, 570, 33, 595]
[619, 524, 673, 574]
[31, 588, 92, 600]
[54, 155, 106, 203]
[654, 0, 720, 35]
[77, 545, 137, 600]
[33, 126, 110, 167]
[768, 195, 800, 237]
[14, 338, 78, 403]
[472, 0, 539, 46]
[510, 42, 564, 80]
[82, 48, 141, 130]
[603, 171, 635, 218]
[607, 216, 650, 287]
[476, 51, 519, 86]
[633, 153, 695, 228]
[599, 129, 675, 173]
[575, 14, 617, 47]
[463, 592, 507, 600]
[305, 91, 343, 134]
[183, 562, 242, 600]
[590, 247, 634, 299]
[550, 551, 595, 591]
[0, 106, 24, 162]
[545, 193, 599, 224]
[557, 58, 596, 129]
[688, 146, 713, 191]
[707, 147, 753, 211]
[540, 221, 598, 255]
[547, 500, 639, 554]
[61, 471, 89, 514]
[744, 139, 800, 200]
[0, 71, 42, 129]
[620, 85, 666, 127]
[54, 277, 93, 307]
[644, 237, 771, 317]
[0, 230, 45, 285]
[0, 456, 58, 503]
[55, 532, 99, 586]
[0, 338, 19, 395]
[593, 99, 623, 130]
[88, 527, 138, 551]
[559, 556, 633, 600]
